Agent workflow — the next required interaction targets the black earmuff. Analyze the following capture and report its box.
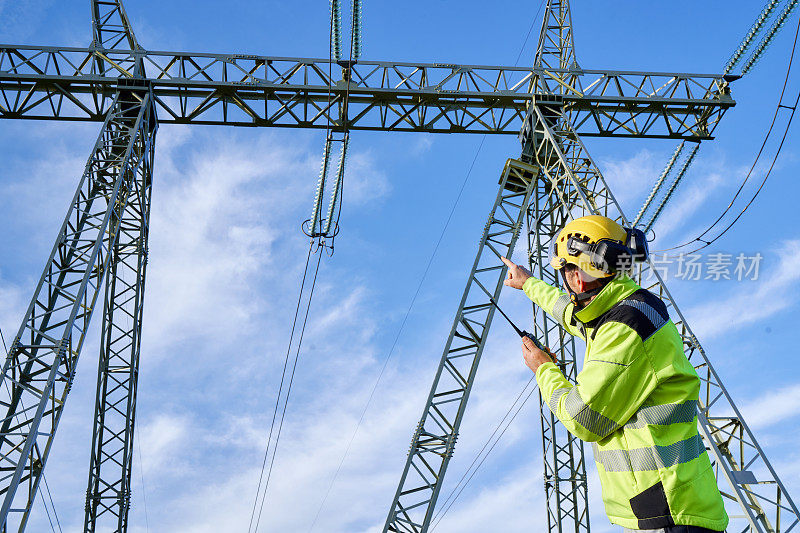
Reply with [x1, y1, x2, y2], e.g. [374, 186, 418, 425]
[591, 239, 633, 274]
[625, 227, 649, 262]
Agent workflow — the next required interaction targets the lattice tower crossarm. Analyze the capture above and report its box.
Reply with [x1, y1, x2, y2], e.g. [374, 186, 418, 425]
[382, 159, 538, 532]
[0, 46, 734, 138]
[0, 85, 157, 531]
[523, 100, 800, 532]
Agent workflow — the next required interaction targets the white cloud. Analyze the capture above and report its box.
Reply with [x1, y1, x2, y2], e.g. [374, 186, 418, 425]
[651, 170, 725, 242]
[600, 148, 665, 207]
[412, 135, 434, 156]
[739, 382, 800, 430]
[0, 273, 27, 350]
[142, 127, 315, 354]
[340, 150, 392, 207]
[685, 239, 800, 338]
[138, 413, 191, 473]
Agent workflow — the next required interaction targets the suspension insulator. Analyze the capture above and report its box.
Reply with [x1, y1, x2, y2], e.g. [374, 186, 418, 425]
[310, 136, 334, 236]
[351, 0, 363, 60]
[742, 0, 799, 75]
[724, 0, 781, 74]
[634, 141, 684, 227]
[645, 143, 701, 232]
[323, 135, 349, 236]
[331, 0, 342, 61]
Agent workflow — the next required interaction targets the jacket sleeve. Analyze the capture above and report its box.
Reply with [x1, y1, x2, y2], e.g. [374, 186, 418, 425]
[534, 321, 659, 442]
[521, 276, 583, 339]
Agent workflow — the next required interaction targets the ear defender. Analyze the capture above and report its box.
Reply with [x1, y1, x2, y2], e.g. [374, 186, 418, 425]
[625, 227, 649, 262]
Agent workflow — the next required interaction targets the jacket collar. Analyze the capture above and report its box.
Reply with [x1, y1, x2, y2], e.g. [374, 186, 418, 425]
[573, 273, 641, 323]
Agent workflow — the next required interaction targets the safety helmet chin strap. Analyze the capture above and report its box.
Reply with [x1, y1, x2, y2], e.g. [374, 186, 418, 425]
[560, 269, 610, 305]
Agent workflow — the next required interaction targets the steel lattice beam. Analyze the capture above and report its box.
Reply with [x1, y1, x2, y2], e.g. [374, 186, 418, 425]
[526, 172, 591, 532]
[0, 45, 734, 137]
[83, 102, 155, 533]
[91, 0, 139, 52]
[0, 85, 156, 532]
[82, 4, 152, 530]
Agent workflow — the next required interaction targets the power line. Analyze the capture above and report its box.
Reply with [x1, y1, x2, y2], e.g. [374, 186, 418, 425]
[307, 133, 487, 532]
[430, 376, 536, 527]
[644, 1, 798, 252]
[135, 422, 150, 533]
[248, 242, 315, 533]
[251, 244, 324, 533]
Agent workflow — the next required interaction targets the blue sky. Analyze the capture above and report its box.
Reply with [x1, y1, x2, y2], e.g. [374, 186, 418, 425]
[1, 1, 800, 532]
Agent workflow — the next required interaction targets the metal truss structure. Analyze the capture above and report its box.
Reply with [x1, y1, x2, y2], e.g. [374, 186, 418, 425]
[0, 46, 734, 137]
[0, 1, 795, 532]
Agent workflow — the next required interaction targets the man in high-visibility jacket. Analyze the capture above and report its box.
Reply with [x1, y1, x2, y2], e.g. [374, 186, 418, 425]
[501, 215, 728, 533]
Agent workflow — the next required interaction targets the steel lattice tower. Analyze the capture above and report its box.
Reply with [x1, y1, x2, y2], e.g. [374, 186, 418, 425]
[0, 1, 797, 532]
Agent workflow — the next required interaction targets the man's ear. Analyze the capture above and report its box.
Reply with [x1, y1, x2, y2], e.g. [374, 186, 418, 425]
[574, 273, 587, 293]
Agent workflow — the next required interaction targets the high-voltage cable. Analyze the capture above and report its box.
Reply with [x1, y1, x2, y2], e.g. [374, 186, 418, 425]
[644, 0, 796, 242]
[684, 88, 797, 254]
[256, 250, 323, 531]
[248, 243, 322, 533]
[430, 377, 539, 530]
[633, 141, 684, 228]
[306, 134, 488, 532]
[134, 424, 150, 533]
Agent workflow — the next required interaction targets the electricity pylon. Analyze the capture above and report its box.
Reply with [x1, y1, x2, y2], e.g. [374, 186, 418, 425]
[382, 1, 799, 533]
[0, 1, 795, 532]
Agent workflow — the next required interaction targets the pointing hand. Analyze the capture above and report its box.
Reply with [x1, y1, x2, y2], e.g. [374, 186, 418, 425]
[500, 256, 532, 290]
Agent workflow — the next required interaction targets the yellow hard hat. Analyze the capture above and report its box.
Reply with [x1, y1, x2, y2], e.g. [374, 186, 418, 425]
[549, 215, 631, 279]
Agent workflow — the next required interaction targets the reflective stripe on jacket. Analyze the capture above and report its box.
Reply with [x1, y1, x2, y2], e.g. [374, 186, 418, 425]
[523, 273, 728, 531]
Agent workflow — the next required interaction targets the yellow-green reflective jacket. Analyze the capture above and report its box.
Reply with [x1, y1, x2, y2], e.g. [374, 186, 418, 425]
[523, 274, 728, 531]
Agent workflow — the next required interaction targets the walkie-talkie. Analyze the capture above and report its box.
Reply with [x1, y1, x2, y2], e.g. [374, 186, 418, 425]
[488, 297, 547, 352]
